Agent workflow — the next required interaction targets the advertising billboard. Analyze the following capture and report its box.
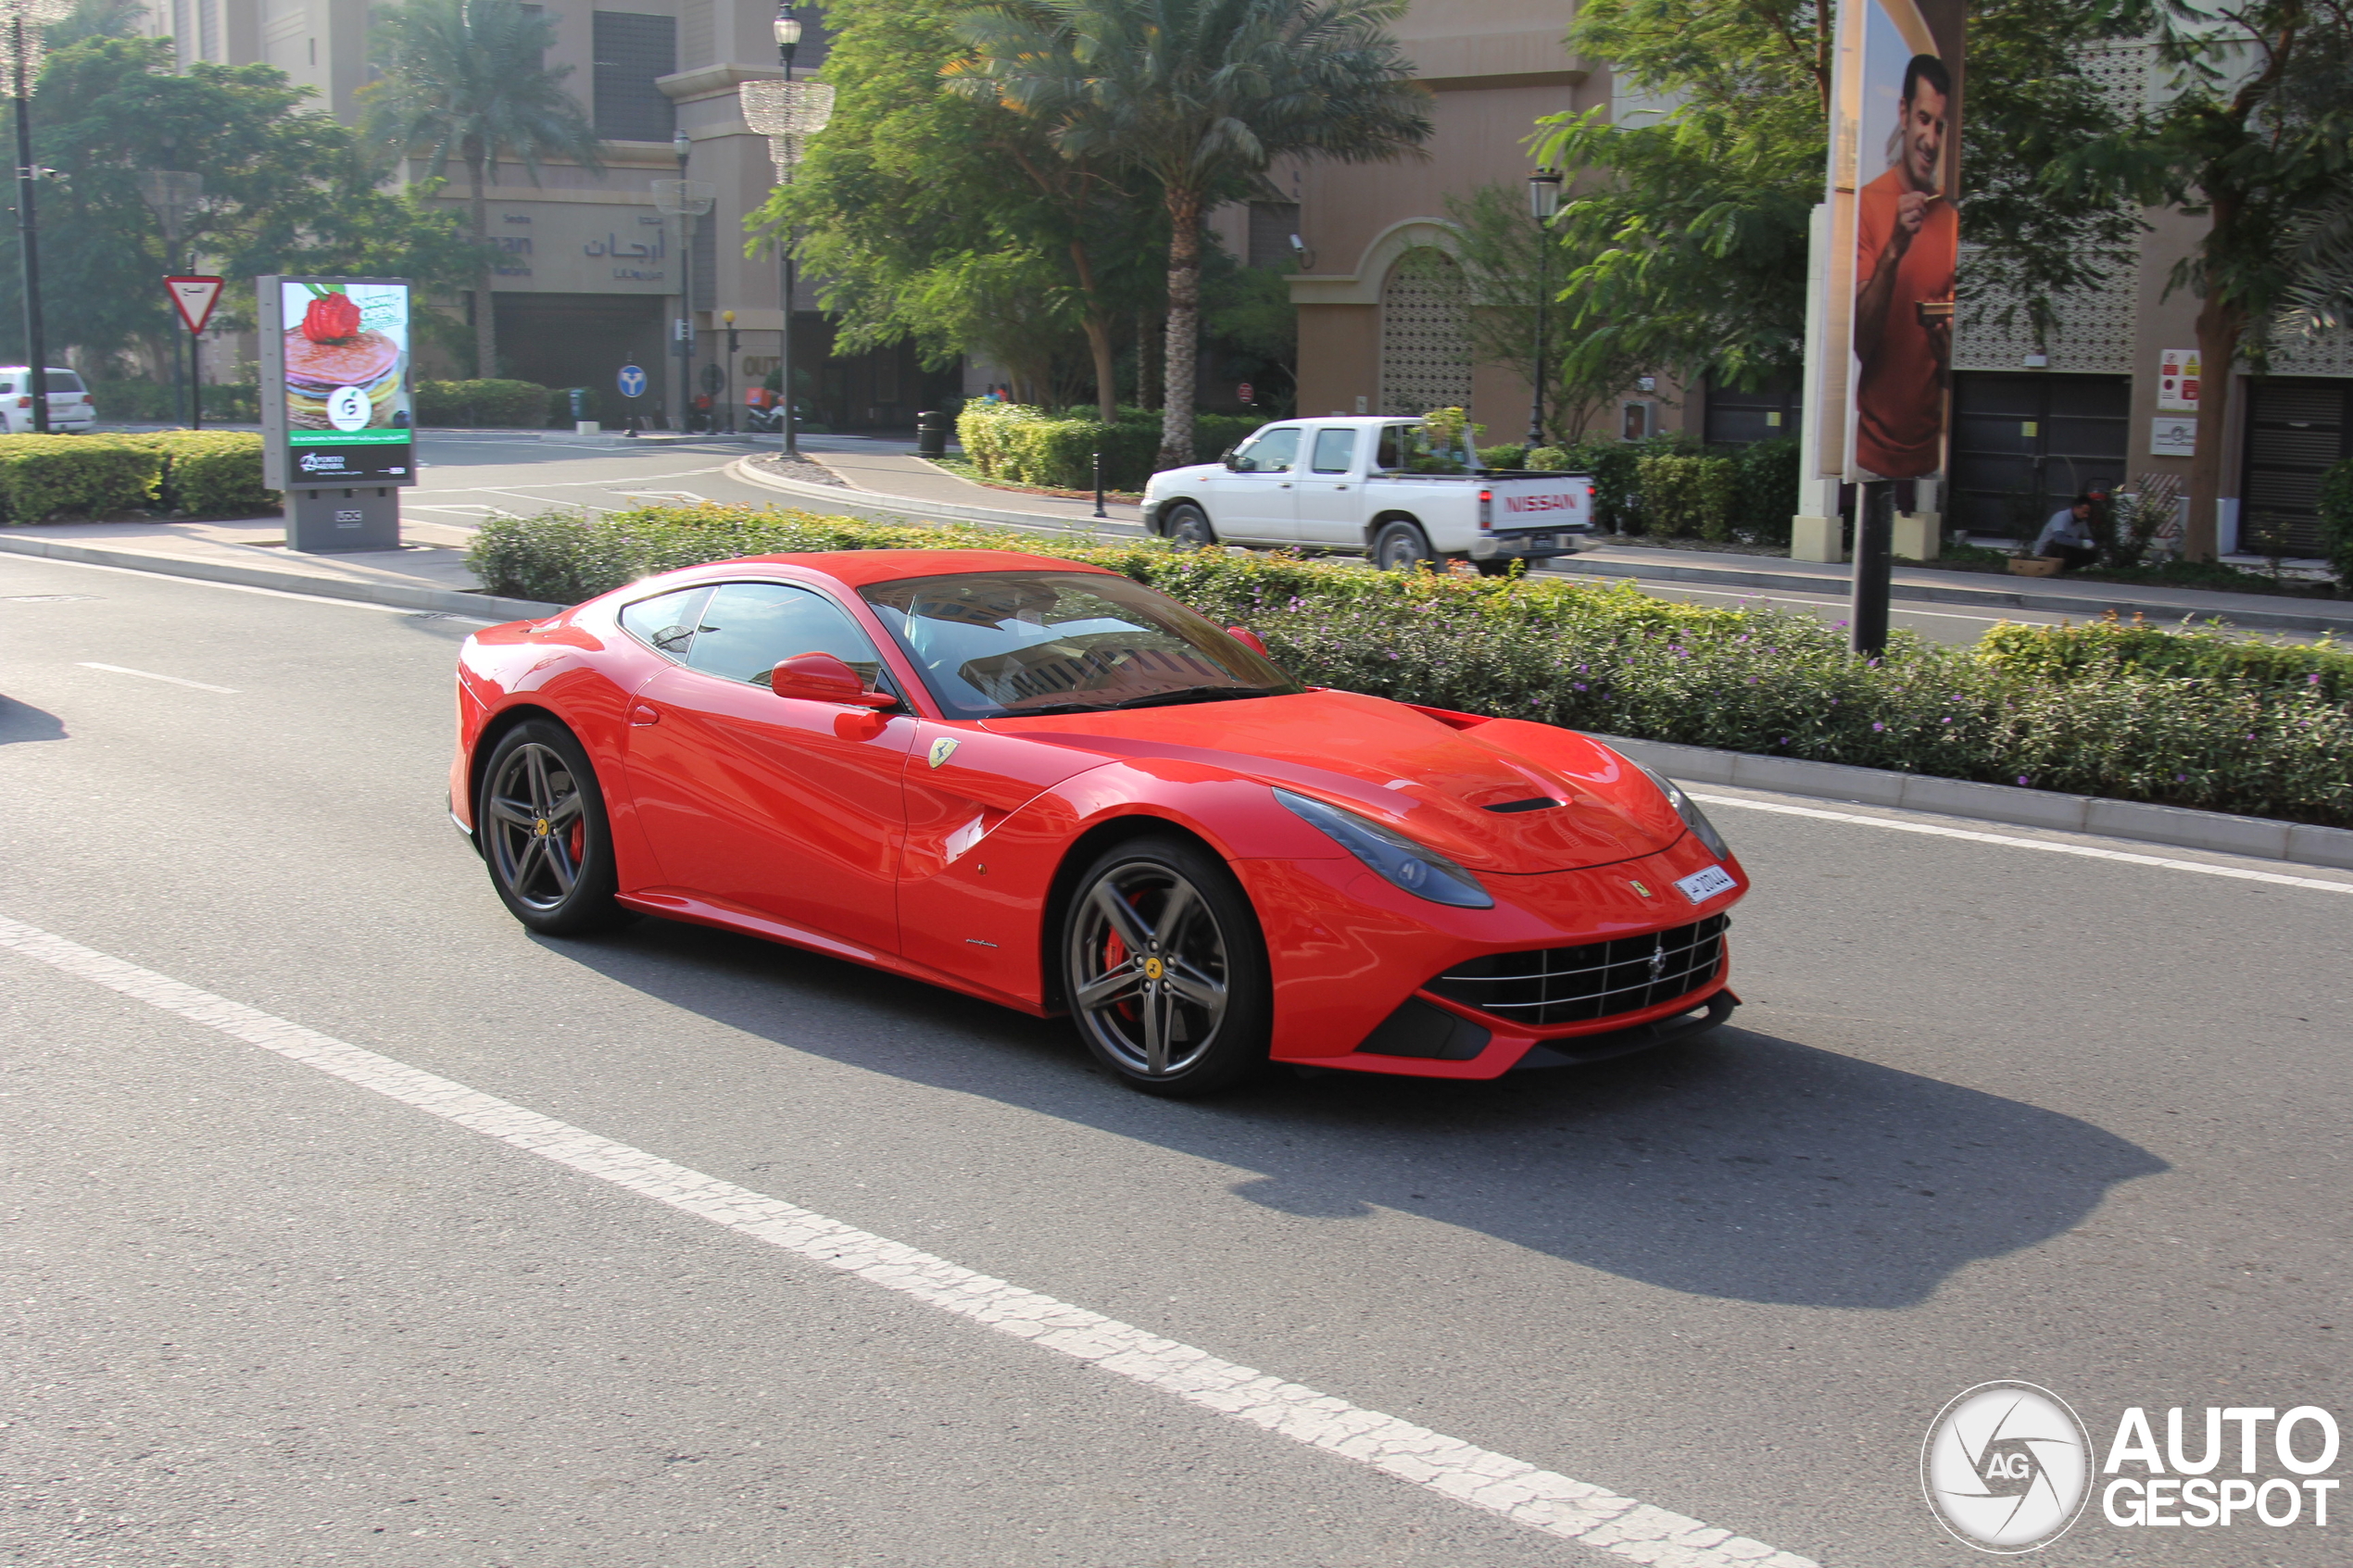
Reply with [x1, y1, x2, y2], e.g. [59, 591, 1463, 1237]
[258, 276, 415, 489]
[1817, 0, 1963, 481]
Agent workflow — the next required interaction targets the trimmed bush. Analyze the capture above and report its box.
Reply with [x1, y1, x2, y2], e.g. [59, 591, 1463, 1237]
[1730, 438, 1799, 546]
[415, 378, 550, 428]
[955, 403, 1267, 490]
[0, 434, 162, 521]
[1478, 443, 1528, 470]
[1636, 454, 1739, 540]
[464, 502, 2353, 828]
[117, 431, 275, 515]
[2320, 456, 2353, 590]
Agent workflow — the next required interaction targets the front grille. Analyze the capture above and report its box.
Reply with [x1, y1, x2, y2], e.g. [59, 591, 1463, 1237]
[1427, 915, 1729, 1027]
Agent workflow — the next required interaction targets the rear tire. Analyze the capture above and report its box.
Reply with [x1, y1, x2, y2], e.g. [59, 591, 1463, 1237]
[1061, 836, 1271, 1097]
[1372, 521, 1438, 571]
[477, 720, 635, 936]
[1164, 502, 1216, 548]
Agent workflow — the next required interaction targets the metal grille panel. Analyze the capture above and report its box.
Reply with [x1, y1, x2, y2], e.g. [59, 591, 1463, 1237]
[1380, 248, 1472, 417]
[1427, 915, 1729, 1028]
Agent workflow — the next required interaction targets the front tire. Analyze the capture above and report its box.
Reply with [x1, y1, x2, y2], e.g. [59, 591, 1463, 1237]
[477, 720, 635, 936]
[1164, 502, 1216, 549]
[1061, 836, 1271, 1096]
[1372, 521, 1438, 571]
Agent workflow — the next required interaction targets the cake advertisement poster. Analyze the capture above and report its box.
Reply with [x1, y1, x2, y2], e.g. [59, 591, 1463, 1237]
[272, 279, 413, 485]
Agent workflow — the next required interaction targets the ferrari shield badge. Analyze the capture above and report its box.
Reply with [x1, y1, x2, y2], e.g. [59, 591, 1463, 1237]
[927, 736, 960, 770]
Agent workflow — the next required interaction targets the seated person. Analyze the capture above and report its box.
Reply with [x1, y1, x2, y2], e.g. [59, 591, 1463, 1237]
[2034, 495, 2100, 571]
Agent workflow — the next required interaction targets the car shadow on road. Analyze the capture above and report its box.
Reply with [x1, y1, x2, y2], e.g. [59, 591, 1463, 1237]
[547, 917, 2168, 1312]
[0, 694, 66, 744]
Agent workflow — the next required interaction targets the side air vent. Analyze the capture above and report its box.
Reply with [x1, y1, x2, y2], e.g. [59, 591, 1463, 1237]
[1482, 797, 1562, 814]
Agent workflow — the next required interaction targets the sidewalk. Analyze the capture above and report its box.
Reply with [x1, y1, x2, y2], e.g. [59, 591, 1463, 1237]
[0, 518, 555, 621]
[734, 456, 2352, 636]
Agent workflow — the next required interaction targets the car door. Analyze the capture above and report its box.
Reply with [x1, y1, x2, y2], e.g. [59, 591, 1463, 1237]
[1197, 423, 1302, 544]
[621, 579, 917, 956]
[1292, 425, 1365, 546]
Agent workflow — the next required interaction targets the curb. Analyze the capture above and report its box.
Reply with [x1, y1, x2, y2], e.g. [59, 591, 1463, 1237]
[725, 458, 1148, 537]
[9, 523, 2345, 873]
[1598, 732, 2353, 872]
[1554, 556, 2353, 635]
[0, 533, 561, 623]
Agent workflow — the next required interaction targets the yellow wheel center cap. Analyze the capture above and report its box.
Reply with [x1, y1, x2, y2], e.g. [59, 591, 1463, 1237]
[535, 818, 550, 836]
[1142, 957, 1165, 981]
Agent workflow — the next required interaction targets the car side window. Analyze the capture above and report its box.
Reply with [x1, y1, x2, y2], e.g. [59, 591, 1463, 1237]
[685, 581, 893, 691]
[618, 586, 711, 661]
[1310, 428, 1356, 474]
[1230, 426, 1301, 473]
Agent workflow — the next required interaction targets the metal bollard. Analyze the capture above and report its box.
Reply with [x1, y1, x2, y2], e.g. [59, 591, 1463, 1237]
[1092, 449, 1107, 519]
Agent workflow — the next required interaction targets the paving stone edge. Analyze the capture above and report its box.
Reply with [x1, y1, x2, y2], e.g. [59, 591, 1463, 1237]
[6, 527, 2344, 873]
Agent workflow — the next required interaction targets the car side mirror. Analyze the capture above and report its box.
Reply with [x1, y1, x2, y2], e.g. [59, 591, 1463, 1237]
[770, 651, 899, 709]
[1226, 625, 1269, 657]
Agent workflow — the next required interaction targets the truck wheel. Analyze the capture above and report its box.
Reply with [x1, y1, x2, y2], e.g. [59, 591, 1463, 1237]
[1164, 503, 1215, 548]
[1372, 521, 1437, 571]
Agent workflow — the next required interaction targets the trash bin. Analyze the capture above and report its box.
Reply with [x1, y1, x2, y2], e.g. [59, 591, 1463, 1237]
[915, 408, 949, 458]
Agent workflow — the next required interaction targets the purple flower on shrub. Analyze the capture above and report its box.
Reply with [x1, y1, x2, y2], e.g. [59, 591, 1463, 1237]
[1872, 721, 1884, 732]
[1942, 716, 1952, 723]
[2018, 775, 2029, 786]
[2311, 673, 2322, 684]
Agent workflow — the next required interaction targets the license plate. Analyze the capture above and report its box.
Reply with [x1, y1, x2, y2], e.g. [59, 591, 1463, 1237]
[1504, 533, 1554, 552]
[1675, 864, 1737, 905]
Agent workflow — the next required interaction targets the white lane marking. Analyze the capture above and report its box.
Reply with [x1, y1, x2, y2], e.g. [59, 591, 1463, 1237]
[1691, 793, 2353, 895]
[2, 554, 446, 617]
[0, 913, 1815, 1568]
[75, 661, 238, 694]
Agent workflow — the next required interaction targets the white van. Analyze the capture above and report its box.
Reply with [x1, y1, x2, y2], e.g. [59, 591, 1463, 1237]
[0, 367, 97, 433]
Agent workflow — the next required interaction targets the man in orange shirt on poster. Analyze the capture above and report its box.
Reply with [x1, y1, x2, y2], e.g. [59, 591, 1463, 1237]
[1854, 53, 1957, 480]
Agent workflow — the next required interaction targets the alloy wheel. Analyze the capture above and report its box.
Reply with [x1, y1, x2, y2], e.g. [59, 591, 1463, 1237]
[1068, 861, 1231, 1078]
[484, 742, 586, 911]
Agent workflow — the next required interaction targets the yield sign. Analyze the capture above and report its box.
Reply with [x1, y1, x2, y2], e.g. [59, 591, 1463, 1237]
[164, 275, 224, 335]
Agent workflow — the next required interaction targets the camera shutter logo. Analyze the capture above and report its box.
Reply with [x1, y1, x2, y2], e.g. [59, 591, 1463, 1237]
[1922, 1382, 2092, 1552]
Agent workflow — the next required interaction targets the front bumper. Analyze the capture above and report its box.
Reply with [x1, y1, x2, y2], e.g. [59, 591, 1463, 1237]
[1239, 831, 1746, 1078]
[1139, 498, 1165, 533]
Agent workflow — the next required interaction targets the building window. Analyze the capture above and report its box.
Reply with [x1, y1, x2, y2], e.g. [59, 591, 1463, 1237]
[1379, 247, 1471, 418]
[1247, 202, 1300, 270]
[594, 11, 677, 144]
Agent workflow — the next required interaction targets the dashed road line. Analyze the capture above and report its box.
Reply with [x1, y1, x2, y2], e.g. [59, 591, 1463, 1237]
[1692, 793, 2353, 894]
[0, 912, 1817, 1568]
[75, 661, 238, 694]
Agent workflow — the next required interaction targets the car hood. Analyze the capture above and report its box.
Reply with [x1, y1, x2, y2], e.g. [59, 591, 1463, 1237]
[985, 688, 1683, 872]
[1148, 462, 1225, 494]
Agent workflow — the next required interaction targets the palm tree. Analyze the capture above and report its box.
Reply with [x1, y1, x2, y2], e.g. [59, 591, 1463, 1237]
[362, 0, 602, 378]
[958, 0, 1430, 470]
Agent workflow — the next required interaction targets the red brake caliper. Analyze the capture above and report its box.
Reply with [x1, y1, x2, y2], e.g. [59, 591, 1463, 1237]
[1102, 922, 1136, 1022]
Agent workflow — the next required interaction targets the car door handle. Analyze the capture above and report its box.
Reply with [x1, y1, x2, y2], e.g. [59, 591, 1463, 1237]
[630, 703, 661, 726]
[1279, 482, 1291, 488]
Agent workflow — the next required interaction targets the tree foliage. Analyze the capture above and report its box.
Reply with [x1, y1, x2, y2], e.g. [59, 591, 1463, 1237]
[1532, 0, 2142, 392]
[361, 0, 602, 377]
[0, 36, 479, 370]
[2057, 0, 2353, 557]
[950, 0, 1431, 469]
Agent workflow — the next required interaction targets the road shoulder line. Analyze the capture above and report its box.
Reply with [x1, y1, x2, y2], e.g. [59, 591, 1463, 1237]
[0, 910, 1818, 1568]
[0, 532, 560, 621]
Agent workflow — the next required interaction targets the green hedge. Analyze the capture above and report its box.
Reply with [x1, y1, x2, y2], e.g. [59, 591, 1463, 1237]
[86, 379, 261, 424]
[415, 378, 550, 428]
[2320, 457, 2353, 588]
[119, 431, 276, 516]
[0, 434, 161, 521]
[464, 503, 2353, 828]
[956, 403, 1265, 490]
[0, 431, 275, 520]
[1636, 454, 1739, 541]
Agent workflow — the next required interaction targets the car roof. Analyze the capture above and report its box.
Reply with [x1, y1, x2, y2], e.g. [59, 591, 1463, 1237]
[708, 548, 1119, 589]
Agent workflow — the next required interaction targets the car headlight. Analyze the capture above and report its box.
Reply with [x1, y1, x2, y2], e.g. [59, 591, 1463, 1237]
[1637, 764, 1730, 859]
[1274, 787, 1493, 909]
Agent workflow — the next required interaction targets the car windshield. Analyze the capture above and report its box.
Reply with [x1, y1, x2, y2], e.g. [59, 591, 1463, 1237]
[858, 571, 1302, 720]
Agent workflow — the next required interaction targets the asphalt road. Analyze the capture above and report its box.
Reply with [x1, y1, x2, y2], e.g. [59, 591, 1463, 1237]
[3, 555, 2347, 1567]
[392, 433, 2078, 647]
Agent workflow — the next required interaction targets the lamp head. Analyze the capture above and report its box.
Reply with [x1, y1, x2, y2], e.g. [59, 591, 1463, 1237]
[1528, 170, 1563, 221]
[673, 130, 692, 164]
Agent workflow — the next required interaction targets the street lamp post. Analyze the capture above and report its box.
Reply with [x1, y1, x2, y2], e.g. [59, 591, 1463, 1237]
[3, 0, 69, 435]
[1525, 170, 1562, 453]
[652, 140, 713, 435]
[137, 169, 202, 428]
[722, 308, 736, 433]
[742, 3, 832, 459]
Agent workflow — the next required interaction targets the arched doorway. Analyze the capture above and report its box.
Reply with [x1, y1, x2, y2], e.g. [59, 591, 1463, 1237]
[1379, 247, 1471, 417]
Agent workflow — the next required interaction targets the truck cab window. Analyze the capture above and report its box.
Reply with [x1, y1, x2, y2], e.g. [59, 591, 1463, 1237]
[1230, 427, 1301, 473]
[1310, 429, 1356, 474]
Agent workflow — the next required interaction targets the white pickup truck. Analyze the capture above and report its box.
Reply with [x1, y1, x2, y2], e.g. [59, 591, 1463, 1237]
[1139, 415, 1593, 573]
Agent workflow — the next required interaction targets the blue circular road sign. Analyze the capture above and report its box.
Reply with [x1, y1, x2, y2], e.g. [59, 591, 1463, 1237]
[617, 364, 648, 398]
